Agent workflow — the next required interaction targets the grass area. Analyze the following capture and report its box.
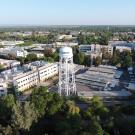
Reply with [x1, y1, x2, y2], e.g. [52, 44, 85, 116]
[0, 64, 4, 69]
[18, 41, 34, 47]
[0, 45, 4, 48]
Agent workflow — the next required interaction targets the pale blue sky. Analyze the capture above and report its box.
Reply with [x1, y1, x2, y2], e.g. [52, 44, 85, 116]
[0, 0, 135, 25]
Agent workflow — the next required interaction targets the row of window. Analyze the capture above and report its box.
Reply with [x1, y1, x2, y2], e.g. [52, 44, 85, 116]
[40, 67, 57, 74]
[18, 75, 38, 84]
[18, 79, 38, 88]
[16, 66, 58, 89]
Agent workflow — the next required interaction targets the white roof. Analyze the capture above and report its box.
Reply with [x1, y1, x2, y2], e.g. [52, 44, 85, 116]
[59, 47, 73, 58]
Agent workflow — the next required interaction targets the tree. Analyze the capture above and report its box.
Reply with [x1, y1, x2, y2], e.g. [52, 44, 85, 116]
[46, 57, 54, 63]
[11, 102, 37, 132]
[0, 125, 13, 135]
[52, 52, 59, 62]
[84, 55, 91, 66]
[132, 50, 135, 63]
[114, 117, 135, 135]
[25, 53, 37, 62]
[0, 94, 15, 125]
[7, 53, 16, 60]
[64, 100, 80, 117]
[102, 52, 111, 60]
[77, 33, 97, 44]
[98, 32, 110, 45]
[17, 57, 25, 65]
[94, 56, 102, 66]
[74, 52, 85, 65]
[91, 96, 109, 119]
[122, 54, 132, 68]
[78, 34, 87, 44]
[111, 50, 121, 66]
[30, 86, 52, 117]
[44, 48, 53, 57]
[87, 120, 103, 135]
[46, 93, 63, 115]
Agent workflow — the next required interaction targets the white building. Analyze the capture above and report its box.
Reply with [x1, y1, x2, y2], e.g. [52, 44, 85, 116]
[10, 47, 28, 57]
[35, 53, 44, 58]
[31, 43, 53, 48]
[109, 41, 127, 46]
[8, 32, 32, 37]
[0, 79, 7, 96]
[55, 42, 78, 47]
[109, 41, 134, 52]
[58, 35, 73, 40]
[101, 45, 113, 55]
[0, 59, 20, 69]
[79, 44, 113, 56]
[79, 45, 94, 53]
[0, 41, 24, 47]
[0, 61, 58, 92]
[0, 47, 28, 58]
[115, 46, 131, 52]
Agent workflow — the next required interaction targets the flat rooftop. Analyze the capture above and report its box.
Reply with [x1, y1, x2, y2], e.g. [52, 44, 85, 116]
[77, 84, 132, 98]
[0, 61, 57, 80]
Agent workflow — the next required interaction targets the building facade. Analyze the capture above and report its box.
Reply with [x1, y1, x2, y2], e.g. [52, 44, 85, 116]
[0, 61, 58, 92]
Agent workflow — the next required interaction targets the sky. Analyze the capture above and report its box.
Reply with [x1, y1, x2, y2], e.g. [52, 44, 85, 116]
[0, 0, 135, 25]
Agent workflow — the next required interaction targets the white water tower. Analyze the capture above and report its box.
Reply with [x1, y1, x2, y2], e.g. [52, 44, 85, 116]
[58, 47, 76, 96]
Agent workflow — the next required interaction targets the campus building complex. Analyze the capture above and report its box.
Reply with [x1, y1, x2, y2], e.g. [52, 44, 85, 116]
[0, 61, 58, 92]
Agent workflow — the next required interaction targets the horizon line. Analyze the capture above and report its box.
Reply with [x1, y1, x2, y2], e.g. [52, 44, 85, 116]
[0, 24, 135, 27]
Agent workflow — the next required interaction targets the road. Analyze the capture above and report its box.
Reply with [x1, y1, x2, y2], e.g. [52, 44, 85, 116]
[76, 99, 135, 109]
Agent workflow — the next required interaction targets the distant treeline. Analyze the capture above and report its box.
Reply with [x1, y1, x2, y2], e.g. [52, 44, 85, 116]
[0, 25, 135, 32]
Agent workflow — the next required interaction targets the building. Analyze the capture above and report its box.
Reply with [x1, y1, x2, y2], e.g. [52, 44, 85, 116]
[109, 41, 135, 52]
[86, 51, 102, 59]
[101, 45, 113, 55]
[0, 61, 58, 92]
[0, 59, 20, 69]
[79, 44, 113, 56]
[76, 65, 122, 91]
[109, 41, 128, 46]
[0, 87, 7, 96]
[79, 44, 101, 53]
[58, 34, 73, 40]
[0, 41, 24, 47]
[10, 47, 28, 57]
[35, 53, 44, 58]
[0, 79, 7, 96]
[79, 45, 94, 53]
[0, 47, 28, 58]
[115, 46, 131, 52]
[31, 43, 54, 48]
[8, 32, 32, 37]
[79, 44, 103, 65]
[55, 42, 78, 48]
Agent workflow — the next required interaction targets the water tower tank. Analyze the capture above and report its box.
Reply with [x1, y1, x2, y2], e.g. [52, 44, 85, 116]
[59, 47, 73, 59]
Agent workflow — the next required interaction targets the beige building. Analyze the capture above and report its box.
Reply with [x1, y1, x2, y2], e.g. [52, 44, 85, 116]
[58, 34, 73, 40]
[101, 45, 113, 55]
[0, 79, 7, 96]
[1, 61, 58, 92]
[55, 42, 78, 47]
[0, 59, 20, 69]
